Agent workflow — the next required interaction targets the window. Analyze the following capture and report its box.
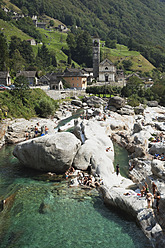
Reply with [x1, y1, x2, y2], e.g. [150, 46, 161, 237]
[72, 78, 74, 80]
[105, 67, 108, 70]
[77, 77, 79, 80]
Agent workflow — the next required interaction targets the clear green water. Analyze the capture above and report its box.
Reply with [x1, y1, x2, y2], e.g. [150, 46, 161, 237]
[114, 143, 130, 178]
[0, 146, 151, 248]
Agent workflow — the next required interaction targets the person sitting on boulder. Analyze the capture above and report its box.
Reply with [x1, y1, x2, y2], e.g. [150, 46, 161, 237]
[45, 126, 48, 135]
[34, 126, 38, 137]
[153, 153, 160, 159]
[159, 153, 165, 161]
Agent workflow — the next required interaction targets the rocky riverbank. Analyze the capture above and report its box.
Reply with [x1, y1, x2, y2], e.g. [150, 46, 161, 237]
[1, 95, 165, 247]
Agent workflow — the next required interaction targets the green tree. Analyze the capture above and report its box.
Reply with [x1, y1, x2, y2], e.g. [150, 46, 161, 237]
[9, 49, 26, 76]
[67, 51, 71, 65]
[35, 98, 55, 117]
[0, 32, 9, 70]
[122, 60, 133, 71]
[49, 20, 54, 26]
[13, 75, 30, 103]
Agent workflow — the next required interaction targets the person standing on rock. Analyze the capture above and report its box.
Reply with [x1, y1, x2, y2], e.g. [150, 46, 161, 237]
[116, 164, 120, 176]
[152, 182, 158, 196]
[155, 191, 161, 213]
[146, 191, 153, 208]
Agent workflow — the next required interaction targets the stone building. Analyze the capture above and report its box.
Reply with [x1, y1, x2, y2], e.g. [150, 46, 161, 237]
[16, 71, 38, 85]
[99, 58, 116, 82]
[92, 38, 100, 79]
[62, 68, 87, 89]
[0, 71, 11, 85]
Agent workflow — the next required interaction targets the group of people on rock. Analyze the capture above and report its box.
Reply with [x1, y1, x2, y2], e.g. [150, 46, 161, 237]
[65, 167, 75, 179]
[65, 167, 103, 188]
[141, 182, 161, 212]
[151, 132, 164, 143]
[25, 122, 49, 140]
[153, 153, 165, 161]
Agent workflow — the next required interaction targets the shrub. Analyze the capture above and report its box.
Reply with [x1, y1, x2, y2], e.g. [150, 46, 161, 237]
[35, 98, 55, 117]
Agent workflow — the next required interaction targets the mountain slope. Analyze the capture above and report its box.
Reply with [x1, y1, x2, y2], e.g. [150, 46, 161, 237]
[10, 0, 165, 47]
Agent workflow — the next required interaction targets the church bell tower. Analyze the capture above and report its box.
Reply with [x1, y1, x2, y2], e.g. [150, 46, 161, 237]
[93, 38, 100, 80]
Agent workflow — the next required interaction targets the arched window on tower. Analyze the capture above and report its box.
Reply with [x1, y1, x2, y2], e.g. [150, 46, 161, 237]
[105, 67, 108, 70]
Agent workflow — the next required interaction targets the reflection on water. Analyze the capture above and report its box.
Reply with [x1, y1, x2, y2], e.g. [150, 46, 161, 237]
[0, 144, 151, 248]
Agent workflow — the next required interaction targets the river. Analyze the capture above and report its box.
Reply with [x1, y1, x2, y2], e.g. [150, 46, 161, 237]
[0, 144, 151, 248]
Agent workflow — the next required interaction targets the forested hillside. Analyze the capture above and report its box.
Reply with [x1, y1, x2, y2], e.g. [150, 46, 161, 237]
[9, 0, 165, 46]
[7, 0, 165, 71]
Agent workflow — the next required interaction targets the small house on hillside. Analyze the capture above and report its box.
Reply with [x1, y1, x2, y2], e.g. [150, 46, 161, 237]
[62, 68, 87, 89]
[99, 59, 116, 82]
[26, 39, 36, 46]
[16, 71, 38, 85]
[57, 24, 68, 32]
[144, 81, 154, 89]
[0, 71, 11, 85]
[36, 22, 46, 29]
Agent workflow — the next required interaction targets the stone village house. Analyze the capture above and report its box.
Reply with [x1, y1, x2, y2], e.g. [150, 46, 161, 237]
[16, 71, 38, 85]
[62, 68, 87, 89]
[0, 71, 11, 85]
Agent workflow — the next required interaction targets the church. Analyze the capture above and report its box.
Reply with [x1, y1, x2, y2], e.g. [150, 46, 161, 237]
[92, 38, 125, 85]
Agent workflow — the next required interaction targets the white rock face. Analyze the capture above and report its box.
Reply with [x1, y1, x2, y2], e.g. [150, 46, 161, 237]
[73, 120, 114, 179]
[149, 142, 165, 155]
[151, 160, 165, 179]
[13, 132, 81, 173]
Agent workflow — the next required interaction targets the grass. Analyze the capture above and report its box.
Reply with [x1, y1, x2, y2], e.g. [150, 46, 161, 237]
[0, 19, 32, 41]
[2, 0, 22, 13]
[36, 28, 79, 67]
[101, 44, 155, 72]
[0, 88, 59, 120]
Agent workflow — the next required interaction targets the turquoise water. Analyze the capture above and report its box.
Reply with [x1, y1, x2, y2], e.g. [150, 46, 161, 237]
[114, 143, 130, 178]
[0, 146, 151, 248]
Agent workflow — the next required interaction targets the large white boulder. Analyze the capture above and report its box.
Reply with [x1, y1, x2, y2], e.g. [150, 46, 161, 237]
[151, 160, 165, 179]
[149, 142, 165, 155]
[13, 132, 81, 173]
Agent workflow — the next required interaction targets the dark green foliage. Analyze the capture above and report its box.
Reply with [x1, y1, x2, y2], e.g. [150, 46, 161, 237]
[51, 54, 57, 67]
[0, 88, 59, 119]
[67, 30, 92, 67]
[0, 32, 9, 70]
[122, 60, 133, 71]
[10, 0, 165, 70]
[35, 98, 57, 117]
[49, 20, 54, 26]
[15, 17, 42, 42]
[67, 51, 71, 65]
[105, 38, 116, 49]
[37, 43, 51, 67]
[9, 36, 34, 67]
[86, 85, 121, 97]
